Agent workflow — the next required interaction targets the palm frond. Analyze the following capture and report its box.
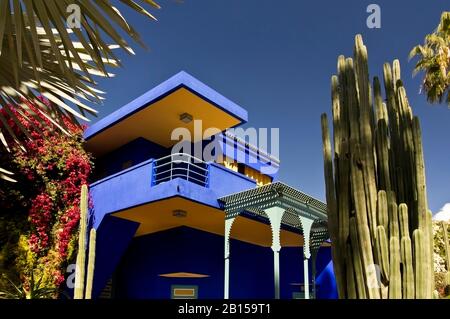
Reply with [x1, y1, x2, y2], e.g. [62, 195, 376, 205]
[0, 271, 61, 299]
[410, 11, 450, 107]
[0, 167, 16, 182]
[0, 0, 160, 181]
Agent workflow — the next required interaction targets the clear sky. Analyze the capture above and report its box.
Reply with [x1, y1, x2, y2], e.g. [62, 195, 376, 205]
[90, 0, 450, 213]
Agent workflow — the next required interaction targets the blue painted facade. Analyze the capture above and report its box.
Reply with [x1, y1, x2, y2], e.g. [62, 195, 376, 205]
[94, 137, 168, 180]
[85, 72, 337, 299]
[114, 227, 336, 299]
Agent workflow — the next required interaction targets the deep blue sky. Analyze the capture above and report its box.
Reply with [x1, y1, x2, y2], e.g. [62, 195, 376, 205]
[91, 0, 450, 213]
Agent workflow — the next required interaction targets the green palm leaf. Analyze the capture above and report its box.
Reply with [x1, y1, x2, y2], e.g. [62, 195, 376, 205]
[410, 11, 450, 106]
[0, 0, 160, 181]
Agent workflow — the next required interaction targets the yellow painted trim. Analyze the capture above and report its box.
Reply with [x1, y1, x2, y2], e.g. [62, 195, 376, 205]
[86, 88, 241, 157]
[159, 272, 210, 278]
[173, 288, 196, 297]
[112, 197, 307, 247]
[219, 156, 272, 186]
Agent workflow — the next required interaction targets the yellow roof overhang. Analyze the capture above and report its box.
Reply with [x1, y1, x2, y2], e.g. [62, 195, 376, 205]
[84, 72, 247, 157]
[112, 197, 307, 248]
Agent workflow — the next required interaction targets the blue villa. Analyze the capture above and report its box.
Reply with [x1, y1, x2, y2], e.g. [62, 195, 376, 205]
[83, 71, 337, 299]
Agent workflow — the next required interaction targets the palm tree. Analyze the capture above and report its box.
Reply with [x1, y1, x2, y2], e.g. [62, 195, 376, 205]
[0, 0, 160, 181]
[410, 11, 450, 107]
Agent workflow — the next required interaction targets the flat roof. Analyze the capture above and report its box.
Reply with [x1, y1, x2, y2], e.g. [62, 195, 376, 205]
[84, 71, 248, 141]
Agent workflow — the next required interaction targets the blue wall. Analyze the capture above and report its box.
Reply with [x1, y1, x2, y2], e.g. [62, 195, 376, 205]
[92, 215, 140, 298]
[186, 134, 279, 180]
[316, 260, 338, 299]
[219, 134, 279, 179]
[93, 128, 279, 186]
[95, 137, 168, 180]
[113, 226, 335, 299]
[89, 160, 257, 228]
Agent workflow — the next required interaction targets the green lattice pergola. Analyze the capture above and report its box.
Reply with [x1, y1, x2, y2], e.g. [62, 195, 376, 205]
[219, 182, 329, 299]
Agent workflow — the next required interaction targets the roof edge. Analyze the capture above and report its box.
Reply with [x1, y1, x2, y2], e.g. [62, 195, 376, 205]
[84, 71, 249, 140]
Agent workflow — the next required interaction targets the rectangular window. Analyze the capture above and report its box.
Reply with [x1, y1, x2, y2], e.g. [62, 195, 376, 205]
[171, 285, 198, 299]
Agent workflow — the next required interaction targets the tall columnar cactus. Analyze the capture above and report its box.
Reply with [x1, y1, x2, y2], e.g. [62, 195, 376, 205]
[85, 229, 97, 299]
[321, 35, 434, 299]
[74, 185, 88, 299]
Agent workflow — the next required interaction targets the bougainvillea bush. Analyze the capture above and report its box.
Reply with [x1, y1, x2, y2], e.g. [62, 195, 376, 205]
[0, 99, 92, 298]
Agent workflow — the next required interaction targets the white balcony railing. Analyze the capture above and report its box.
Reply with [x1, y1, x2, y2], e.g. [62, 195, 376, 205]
[151, 153, 209, 187]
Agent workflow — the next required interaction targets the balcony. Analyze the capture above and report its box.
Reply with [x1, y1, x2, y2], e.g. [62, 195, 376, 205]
[89, 153, 257, 228]
[152, 153, 209, 187]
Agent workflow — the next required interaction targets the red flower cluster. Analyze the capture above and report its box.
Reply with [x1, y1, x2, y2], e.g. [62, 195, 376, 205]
[54, 272, 66, 286]
[0, 98, 92, 288]
[57, 205, 80, 259]
[29, 193, 54, 252]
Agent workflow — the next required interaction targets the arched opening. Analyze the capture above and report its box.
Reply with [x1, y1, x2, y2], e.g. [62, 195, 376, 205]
[226, 213, 273, 299]
[219, 182, 329, 300]
[280, 214, 303, 299]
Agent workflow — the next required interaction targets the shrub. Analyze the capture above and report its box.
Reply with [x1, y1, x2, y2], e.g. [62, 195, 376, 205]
[0, 99, 92, 297]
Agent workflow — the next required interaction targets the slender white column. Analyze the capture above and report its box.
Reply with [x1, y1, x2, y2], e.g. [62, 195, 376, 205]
[304, 258, 310, 299]
[274, 250, 280, 299]
[298, 216, 314, 300]
[224, 217, 235, 299]
[265, 207, 285, 300]
[224, 257, 230, 299]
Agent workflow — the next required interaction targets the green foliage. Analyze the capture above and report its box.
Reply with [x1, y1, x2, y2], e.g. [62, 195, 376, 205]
[410, 12, 450, 106]
[0, 1, 160, 181]
[0, 270, 62, 299]
[0, 105, 92, 298]
[433, 221, 450, 295]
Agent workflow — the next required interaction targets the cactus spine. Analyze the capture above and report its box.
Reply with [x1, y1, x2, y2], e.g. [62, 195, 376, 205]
[321, 35, 433, 298]
[74, 185, 88, 299]
[85, 228, 97, 299]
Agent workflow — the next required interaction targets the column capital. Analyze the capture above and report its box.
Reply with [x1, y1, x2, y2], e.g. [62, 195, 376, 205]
[298, 216, 314, 259]
[264, 207, 285, 253]
[224, 217, 236, 258]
